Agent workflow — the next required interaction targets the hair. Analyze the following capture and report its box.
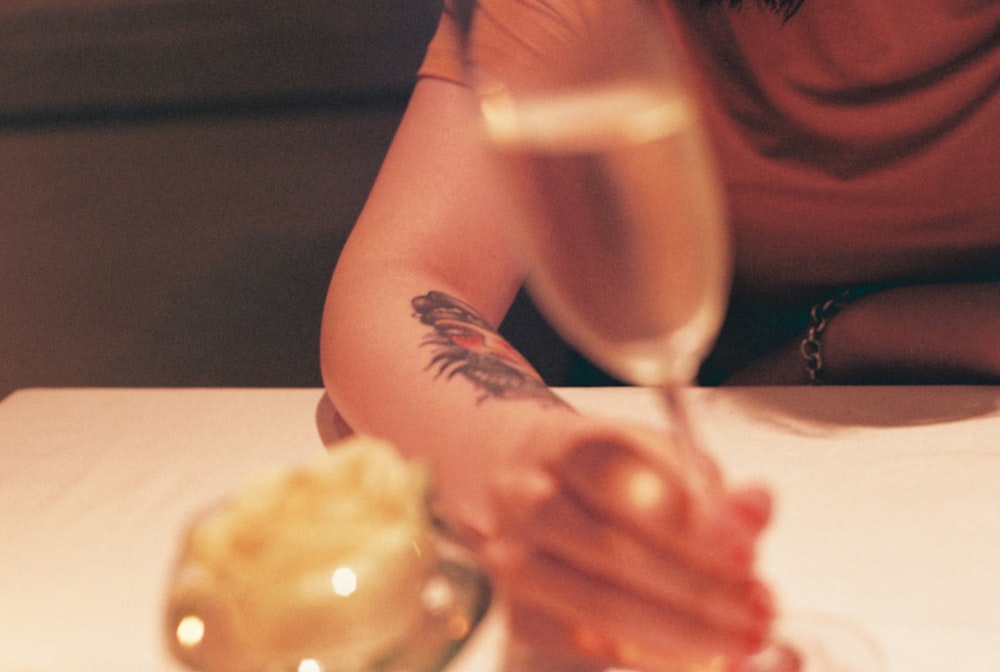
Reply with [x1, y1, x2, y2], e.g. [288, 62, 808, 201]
[699, 0, 806, 20]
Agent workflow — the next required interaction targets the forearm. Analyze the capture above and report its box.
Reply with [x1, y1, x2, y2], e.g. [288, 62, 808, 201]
[823, 281, 1000, 384]
[321, 262, 575, 533]
[727, 282, 1000, 385]
[317, 74, 583, 530]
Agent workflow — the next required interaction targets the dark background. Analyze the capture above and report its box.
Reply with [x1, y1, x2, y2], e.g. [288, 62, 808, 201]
[0, 0, 571, 401]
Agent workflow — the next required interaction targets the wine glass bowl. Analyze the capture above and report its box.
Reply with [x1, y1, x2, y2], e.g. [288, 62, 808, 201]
[483, 85, 730, 387]
[472, 0, 730, 387]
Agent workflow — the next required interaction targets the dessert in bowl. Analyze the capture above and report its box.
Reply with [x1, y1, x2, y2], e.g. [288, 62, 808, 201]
[164, 435, 490, 672]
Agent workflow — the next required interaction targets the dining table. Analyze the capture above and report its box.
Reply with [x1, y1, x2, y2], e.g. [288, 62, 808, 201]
[1, 385, 998, 672]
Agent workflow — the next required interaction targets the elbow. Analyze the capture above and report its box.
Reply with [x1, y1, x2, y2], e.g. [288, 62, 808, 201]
[319, 271, 359, 431]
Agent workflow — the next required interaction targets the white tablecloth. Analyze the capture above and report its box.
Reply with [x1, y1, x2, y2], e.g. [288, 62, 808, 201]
[1, 386, 998, 671]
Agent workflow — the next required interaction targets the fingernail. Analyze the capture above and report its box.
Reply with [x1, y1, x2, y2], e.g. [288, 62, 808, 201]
[730, 487, 773, 532]
[747, 580, 774, 620]
[742, 625, 769, 653]
[710, 518, 755, 567]
[727, 539, 754, 567]
[699, 522, 751, 567]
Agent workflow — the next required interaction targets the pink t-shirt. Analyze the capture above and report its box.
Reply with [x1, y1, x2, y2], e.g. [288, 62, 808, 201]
[420, 0, 1000, 294]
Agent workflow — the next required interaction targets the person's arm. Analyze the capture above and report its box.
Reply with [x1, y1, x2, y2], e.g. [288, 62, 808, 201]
[321, 76, 547, 528]
[726, 282, 1000, 385]
[321, 76, 773, 666]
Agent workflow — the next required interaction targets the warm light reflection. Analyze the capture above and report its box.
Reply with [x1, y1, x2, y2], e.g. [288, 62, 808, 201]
[298, 658, 322, 672]
[331, 566, 358, 596]
[176, 614, 206, 648]
[421, 575, 454, 611]
[481, 85, 690, 149]
[626, 468, 666, 511]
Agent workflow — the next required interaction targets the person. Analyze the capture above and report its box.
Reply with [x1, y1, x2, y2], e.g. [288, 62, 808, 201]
[321, 0, 999, 668]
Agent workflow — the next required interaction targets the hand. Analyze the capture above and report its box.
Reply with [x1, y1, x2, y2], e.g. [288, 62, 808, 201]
[482, 414, 774, 670]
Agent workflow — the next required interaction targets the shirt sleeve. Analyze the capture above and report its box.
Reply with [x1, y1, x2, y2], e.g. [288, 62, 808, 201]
[416, 0, 602, 87]
[417, 0, 468, 85]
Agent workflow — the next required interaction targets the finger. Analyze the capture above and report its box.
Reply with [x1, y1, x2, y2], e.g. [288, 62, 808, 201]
[506, 493, 773, 638]
[506, 601, 729, 672]
[553, 432, 691, 534]
[682, 487, 774, 575]
[726, 485, 773, 533]
[490, 464, 558, 528]
[504, 601, 609, 672]
[489, 463, 773, 637]
[553, 436, 761, 577]
[492, 547, 769, 664]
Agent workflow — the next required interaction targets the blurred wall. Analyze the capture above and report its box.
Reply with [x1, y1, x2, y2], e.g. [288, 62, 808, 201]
[0, 1, 440, 399]
[0, 0, 571, 400]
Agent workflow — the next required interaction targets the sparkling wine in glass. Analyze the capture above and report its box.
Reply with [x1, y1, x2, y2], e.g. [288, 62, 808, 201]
[483, 81, 729, 390]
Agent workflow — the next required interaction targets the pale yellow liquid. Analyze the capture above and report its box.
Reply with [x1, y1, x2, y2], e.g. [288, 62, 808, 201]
[483, 84, 730, 386]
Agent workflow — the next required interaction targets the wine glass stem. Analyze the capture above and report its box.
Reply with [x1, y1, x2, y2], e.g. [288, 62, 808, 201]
[660, 385, 722, 499]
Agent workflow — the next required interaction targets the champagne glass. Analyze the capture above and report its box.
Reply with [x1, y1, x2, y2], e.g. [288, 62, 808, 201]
[458, 0, 884, 670]
[464, 0, 729, 496]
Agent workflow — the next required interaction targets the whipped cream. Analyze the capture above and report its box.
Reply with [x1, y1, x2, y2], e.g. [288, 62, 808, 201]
[166, 435, 435, 672]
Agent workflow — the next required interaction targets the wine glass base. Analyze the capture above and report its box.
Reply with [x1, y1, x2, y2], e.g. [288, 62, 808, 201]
[740, 612, 885, 672]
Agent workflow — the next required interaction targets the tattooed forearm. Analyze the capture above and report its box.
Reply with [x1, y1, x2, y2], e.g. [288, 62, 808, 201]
[412, 291, 565, 406]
